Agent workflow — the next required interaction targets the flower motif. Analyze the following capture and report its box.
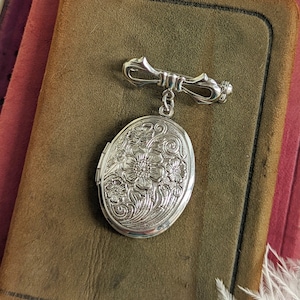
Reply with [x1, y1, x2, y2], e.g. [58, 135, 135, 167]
[105, 177, 127, 204]
[166, 158, 187, 183]
[123, 148, 164, 190]
[125, 125, 154, 147]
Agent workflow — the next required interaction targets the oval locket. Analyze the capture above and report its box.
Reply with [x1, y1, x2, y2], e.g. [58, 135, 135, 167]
[95, 115, 195, 238]
[95, 57, 232, 238]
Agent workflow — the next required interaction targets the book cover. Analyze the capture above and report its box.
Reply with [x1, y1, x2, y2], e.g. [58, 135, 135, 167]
[0, 0, 298, 299]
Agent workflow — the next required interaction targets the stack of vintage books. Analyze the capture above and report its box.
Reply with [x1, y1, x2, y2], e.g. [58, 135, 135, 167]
[0, 0, 299, 299]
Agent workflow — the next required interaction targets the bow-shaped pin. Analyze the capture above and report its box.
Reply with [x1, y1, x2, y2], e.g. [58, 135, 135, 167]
[123, 57, 232, 104]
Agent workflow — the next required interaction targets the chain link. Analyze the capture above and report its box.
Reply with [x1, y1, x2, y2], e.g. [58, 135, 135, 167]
[159, 89, 175, 117]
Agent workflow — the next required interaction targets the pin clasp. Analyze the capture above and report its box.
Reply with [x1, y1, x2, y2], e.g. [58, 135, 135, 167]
[123, 57, 232, 104]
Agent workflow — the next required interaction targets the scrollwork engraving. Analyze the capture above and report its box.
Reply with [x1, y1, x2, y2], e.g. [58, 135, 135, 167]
[101, 116, 192, 232]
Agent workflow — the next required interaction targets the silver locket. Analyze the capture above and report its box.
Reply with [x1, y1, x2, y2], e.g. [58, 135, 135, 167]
[95, 57, 232, 238]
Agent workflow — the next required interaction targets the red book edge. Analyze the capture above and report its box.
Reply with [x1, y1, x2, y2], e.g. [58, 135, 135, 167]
[0, 0, 59, 262]
[267, 0, 300, 259]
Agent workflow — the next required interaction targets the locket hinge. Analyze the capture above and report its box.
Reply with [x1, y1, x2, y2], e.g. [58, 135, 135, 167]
[95, 142, 111, 185]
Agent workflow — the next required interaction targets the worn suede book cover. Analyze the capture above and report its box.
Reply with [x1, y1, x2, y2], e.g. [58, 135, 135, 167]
[0, 0, 298, 299]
